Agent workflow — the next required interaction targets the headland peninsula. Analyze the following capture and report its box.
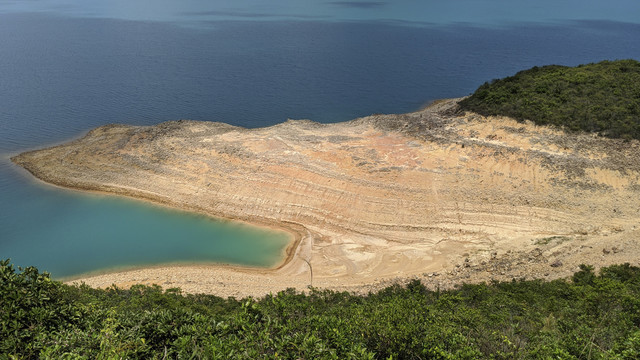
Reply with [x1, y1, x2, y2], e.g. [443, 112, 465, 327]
[12, 61, 640, 298]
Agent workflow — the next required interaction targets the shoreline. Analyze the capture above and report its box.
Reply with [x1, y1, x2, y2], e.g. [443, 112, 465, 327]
[11, 155, 306, 270]
[56, 218, 304, 283]
[11, 98, 640, 297]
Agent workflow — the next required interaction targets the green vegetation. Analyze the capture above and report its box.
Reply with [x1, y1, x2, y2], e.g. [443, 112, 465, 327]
[3, 260, 640, 358]
[459, 59, 640, 140]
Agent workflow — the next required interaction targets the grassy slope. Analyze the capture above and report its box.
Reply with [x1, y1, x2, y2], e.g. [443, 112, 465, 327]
[459, 60, 640, 140]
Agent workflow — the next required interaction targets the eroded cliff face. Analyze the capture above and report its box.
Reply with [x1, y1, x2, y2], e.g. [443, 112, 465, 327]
[12, 99, 640, 294]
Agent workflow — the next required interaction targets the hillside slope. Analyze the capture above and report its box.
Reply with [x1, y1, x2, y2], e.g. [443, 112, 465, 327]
[459, 59, 640, 140]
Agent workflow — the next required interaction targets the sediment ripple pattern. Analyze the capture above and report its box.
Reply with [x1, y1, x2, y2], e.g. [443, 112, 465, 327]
[12, 99, 640, 294]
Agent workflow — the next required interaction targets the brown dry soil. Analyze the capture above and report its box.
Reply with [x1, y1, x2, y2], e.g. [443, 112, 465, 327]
[11, 98, 640, 298]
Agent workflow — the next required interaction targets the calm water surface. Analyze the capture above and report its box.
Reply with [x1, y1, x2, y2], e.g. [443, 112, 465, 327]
[1, 1, 639, 278]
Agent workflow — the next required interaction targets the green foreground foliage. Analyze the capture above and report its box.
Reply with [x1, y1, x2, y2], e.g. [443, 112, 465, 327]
[459, 59, 640, 140]
[2, 259, 640, 359]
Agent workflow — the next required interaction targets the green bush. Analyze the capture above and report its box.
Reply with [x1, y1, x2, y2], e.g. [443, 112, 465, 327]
[459, 59, 640, 140]
[0, 259, 86, 358]
[3, 259, 640, 358]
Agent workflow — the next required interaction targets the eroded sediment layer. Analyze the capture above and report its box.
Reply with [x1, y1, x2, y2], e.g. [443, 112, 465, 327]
[12, 99, 640, 297]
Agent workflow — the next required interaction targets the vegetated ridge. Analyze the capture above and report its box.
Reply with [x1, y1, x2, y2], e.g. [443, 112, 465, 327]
[459, 59, 640, 140]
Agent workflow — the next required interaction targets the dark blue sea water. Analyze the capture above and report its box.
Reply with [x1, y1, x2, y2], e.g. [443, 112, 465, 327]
[1, 1, 639, 278]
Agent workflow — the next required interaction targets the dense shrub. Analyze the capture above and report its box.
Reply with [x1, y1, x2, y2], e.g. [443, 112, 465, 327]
[3, 258, 640, 358]
[459, 59, 640, 140]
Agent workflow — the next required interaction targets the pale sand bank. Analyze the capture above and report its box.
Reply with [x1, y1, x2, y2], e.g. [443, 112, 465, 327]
[12, 99, 640, 297]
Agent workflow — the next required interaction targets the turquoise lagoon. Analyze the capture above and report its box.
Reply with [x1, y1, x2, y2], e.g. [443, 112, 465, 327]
[2, 162, 291, 279]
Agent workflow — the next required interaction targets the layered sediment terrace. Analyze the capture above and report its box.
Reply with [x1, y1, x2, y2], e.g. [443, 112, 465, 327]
[12, 99, 640, 297]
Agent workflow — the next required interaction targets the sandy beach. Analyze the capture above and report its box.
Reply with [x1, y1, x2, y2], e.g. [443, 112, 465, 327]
[12, 98, 640, 298]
